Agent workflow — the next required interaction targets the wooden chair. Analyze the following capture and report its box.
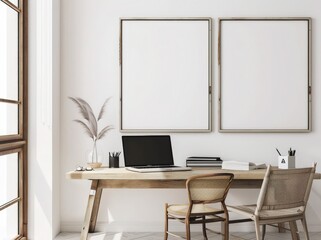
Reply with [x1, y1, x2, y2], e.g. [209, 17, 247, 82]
[164, 173, 234, 240]
[227, 164, 316, 240]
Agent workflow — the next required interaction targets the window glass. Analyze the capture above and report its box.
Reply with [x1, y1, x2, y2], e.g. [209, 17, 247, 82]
[10, 0, 19, 7]
[0, 152, 18, 206]
[0, 203, 18, 239]
[0, 103, 19, 136]
[0, 3, 19, 101]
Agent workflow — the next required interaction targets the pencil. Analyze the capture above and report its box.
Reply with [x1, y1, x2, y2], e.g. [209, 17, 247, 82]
[276, 148, 282, 156]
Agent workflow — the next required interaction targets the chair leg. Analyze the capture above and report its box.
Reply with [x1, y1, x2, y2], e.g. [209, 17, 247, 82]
[289, 221, 300, 240]
[224, 219, 229, 240]
[254, 219, 262, 240]
[202, 216, 208, 240]
[222, 202, 229, 240]
[262, 224, 266, 240]
[301, 216, 310, 240]
[186, 220, 191, 240]
[164, 203, 168, 240]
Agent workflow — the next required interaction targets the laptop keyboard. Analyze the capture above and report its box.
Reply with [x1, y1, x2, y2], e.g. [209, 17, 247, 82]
[134, 165, 179, 169]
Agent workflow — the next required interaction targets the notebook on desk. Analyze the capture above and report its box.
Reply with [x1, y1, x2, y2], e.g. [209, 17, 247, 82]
[122, 135, 191, 173]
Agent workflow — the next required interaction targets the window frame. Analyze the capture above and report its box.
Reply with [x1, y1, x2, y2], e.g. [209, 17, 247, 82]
[0, 0, 24, 142]
[0, 0, 28, 239]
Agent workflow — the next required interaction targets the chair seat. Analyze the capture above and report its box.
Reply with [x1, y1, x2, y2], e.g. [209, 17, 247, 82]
[167, 204, 221, 217]
[227, 204, 304, 220]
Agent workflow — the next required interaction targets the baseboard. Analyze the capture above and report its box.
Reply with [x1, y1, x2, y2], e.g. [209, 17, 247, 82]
[60, 221, 321, 233]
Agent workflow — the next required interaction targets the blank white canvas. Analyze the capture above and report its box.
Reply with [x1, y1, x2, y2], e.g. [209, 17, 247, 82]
[220, 20, 309, 131]
[121, 19, 210, 131]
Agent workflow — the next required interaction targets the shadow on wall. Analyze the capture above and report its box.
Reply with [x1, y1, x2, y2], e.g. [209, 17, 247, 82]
[29, 158, 53, 238]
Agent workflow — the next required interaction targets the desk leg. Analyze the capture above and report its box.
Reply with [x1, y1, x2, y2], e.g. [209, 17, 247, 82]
[289, 221, 300, 240]
[80, 180, 102, 240]
[89, 184, 103, 232]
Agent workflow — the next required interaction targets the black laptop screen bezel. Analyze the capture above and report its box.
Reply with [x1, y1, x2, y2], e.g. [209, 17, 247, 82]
[122, 135, 174, 167]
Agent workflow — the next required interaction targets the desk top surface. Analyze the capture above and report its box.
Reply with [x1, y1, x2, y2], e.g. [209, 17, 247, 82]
[66, 167, 265, 180]
[66, 167, 321, 181]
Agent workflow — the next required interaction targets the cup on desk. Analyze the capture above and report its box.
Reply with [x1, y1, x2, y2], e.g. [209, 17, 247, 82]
[109, 156, 119, 168]
[278, 156, 295, 169]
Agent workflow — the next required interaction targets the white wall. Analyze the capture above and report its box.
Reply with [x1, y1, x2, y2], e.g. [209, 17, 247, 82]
[28, 0, 60, 239]
[60, 0, 321, 232]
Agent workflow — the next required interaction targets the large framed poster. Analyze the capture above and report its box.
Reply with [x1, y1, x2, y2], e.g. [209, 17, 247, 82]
[219, 18, 311, 132]
[120, 18, 212, 132]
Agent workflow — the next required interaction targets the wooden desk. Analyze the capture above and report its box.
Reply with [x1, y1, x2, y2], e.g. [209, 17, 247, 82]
[66, 167, 321, 240]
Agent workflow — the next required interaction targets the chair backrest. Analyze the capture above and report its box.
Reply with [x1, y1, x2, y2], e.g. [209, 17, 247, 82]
[186, 173, 234, 204]
[256, 163, 316, 215]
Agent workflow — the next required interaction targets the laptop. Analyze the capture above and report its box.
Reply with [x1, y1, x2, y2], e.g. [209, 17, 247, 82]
[122, 135, 191, 173]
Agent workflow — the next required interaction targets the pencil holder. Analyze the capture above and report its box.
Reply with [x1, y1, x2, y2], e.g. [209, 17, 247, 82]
[278, 156, 295, 169]
[109, 156, 119, 168]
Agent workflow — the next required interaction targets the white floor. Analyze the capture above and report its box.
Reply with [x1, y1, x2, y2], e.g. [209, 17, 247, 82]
[56, 231, 321, 240]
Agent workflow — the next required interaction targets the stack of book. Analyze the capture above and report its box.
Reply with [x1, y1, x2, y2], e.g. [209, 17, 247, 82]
[221, 161, 267, 170]
[186, 157, 223, 167]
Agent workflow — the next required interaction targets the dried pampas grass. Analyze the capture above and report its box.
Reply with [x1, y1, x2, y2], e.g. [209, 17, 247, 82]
[69, 97, 113, 141]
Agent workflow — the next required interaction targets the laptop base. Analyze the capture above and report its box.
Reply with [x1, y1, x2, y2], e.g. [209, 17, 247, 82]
[125, 166, 191, 173]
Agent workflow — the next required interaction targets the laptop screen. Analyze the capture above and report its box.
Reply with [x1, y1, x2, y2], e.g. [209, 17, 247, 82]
[122, 135, 174, 167]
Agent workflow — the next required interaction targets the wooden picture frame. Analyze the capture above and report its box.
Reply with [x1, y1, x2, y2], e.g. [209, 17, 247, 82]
[218, 18, 312, 133]
[120, 18, 212, 132]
